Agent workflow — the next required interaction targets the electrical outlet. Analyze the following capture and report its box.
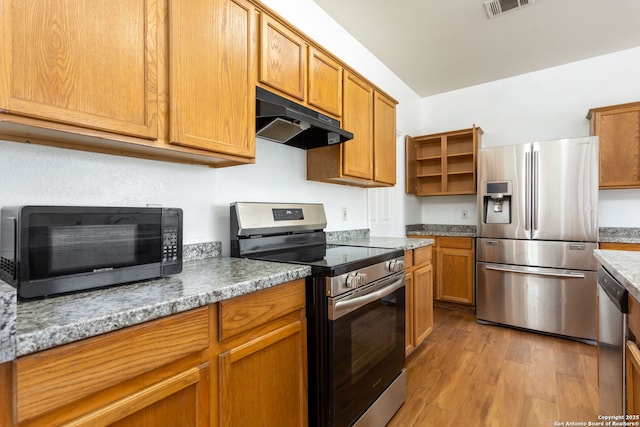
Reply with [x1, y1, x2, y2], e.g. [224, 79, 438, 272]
[342, 207, 347, 221]
[462, 209, 469, 220]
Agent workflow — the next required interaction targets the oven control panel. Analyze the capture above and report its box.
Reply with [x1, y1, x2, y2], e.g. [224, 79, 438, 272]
[326, 256, 405, 297]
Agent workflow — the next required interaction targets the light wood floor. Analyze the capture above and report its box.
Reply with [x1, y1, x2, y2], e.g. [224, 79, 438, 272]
[388, 306, 598, 427]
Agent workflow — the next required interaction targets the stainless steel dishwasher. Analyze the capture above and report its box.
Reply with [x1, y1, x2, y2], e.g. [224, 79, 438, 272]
[598, 265, 629, 416]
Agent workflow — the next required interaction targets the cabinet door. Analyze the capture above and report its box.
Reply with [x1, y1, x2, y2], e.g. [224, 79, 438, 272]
[308, 47, 342, 117]
[413, 263, 433, 347]
[374, 91, 397, 185]
[0, 362, 11, 427]
[628, 340, 640, 416]
[342, 71, 373, 180]
[405, 271, 415, 356]
[91, 364, 210, 427]
[438, 246, 474, 305]
[592, 107, 640, 188]
[259, 14, 306, 101]
[0, 0, 158, 138]
[169, 0, 256, 158]
[218, 320, 307, 426]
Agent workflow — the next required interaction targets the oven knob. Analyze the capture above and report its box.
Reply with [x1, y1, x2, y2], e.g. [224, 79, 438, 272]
[357, 273, 367, 286]
[387, 259, 405, 272]
[345, 272, 367, 288]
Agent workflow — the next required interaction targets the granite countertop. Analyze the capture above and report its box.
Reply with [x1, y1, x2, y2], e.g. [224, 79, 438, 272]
[0, 281, 16, 363]
[599, 227, 640, 244]
[328, 236, 434, 250]
[406, 224, 477, 237]
[594, 249, 640, 302]
[7, 257, 311, 359]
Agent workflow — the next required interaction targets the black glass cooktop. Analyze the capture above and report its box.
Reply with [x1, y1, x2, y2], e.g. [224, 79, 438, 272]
[249, 244, 403, 277]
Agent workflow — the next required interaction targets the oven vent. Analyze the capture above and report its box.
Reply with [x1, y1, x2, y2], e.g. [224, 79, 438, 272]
[484, 0, 534, 19]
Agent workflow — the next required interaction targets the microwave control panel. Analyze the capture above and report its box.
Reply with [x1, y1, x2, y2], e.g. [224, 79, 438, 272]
[162, 228, 179, 264]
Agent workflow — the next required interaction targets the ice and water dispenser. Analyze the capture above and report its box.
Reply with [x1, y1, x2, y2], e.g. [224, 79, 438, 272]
[481, 181, 512, 224]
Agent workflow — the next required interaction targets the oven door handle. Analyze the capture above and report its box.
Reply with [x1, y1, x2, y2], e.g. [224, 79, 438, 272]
[330, 275, 405, 320]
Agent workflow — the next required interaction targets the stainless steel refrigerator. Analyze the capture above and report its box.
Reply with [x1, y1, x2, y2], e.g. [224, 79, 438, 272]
[476, 136, 599, 341]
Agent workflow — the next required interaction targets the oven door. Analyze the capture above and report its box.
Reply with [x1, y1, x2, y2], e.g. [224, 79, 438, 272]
[328, 271, 405, 426]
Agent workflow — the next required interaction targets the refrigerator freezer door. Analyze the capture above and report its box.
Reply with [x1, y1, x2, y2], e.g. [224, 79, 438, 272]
[476, 262, 597, 341]
[531, 137, 598, 242]
[476, 238, 599, 271]
[477, 143, 531, 239]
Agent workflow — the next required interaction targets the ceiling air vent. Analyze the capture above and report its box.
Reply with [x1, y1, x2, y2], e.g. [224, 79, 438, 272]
[484, 0, 534, 19]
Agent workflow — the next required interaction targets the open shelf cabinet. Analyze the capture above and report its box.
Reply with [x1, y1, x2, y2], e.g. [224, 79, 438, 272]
[406, 126, 482, 196]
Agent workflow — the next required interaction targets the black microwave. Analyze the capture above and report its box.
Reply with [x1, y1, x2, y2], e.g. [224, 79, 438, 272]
[0, 206, 182, 299]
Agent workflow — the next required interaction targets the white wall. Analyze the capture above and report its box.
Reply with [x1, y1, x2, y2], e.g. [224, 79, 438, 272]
[416, 47, 640, 227]
[0, 0, 422, 254]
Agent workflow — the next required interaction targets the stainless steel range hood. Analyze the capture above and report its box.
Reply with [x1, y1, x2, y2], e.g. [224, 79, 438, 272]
[256, 86, 353, 149]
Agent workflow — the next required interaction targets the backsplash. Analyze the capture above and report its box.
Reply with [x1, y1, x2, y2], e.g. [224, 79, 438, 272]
[183, 242, 222, 261]
[599, 227, 640, 243]
[406, 224, 477, 237]
[325, 229, 370, 241]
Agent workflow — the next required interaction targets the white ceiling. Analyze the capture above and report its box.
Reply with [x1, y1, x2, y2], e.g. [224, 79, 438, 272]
[312, 0, 640, 97]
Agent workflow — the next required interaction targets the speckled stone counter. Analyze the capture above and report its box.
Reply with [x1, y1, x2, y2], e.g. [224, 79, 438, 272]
[0, 281, 16, 363]
[406, 224, 477, 237]
[328, 236, 434, 250]
[15, 257, 310, 357]
[599, 227, 640, 244]
[594, 249, 640, 302]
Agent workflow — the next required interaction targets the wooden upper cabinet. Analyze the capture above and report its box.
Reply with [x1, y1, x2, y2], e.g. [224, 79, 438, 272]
[0, 0, 158, 138]
[308, 47, 343, 117]
[169, 0, 256, 159]
[406, 126, 481, 196]
[374, 91, 397, 185]
[342, 71, 374, 180]
[587, 102, 640, 189]
[259, 14, 307, 101]
[307, 71, 397, 187]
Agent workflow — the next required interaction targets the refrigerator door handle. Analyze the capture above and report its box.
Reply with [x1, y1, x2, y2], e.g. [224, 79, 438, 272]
[525, 151, 531, 231]
[485, 264, 586, 279]
[533, 150, 539, 231]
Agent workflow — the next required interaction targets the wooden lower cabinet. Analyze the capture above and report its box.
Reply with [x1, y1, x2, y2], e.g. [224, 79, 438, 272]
[600, 242, 640, 251]
[408, 235, 475, 306]
[213, 280, 308, 426]
[14, 307, 211, 426]
[405, 246, 434, 356]
[628, 296, 640, 414]
[7, 280, 307, 426]
[1, 361, 12, 427]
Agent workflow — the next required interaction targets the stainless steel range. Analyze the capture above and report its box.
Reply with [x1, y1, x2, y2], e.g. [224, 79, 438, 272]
[230, 202, 406, 427]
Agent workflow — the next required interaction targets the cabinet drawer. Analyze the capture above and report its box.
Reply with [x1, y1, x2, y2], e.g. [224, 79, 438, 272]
[16, 307, 209, 423]
[404, 250, 414, 268]
[439, 237, 473, 250]
[219, 280, 305, 341]
[600, 242, 640, 251]
[413, 246, 432, 265]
